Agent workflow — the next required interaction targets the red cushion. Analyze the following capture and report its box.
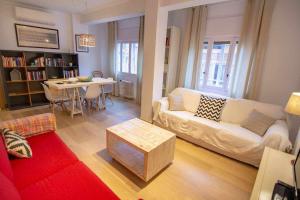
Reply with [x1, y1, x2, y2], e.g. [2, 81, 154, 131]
[0, 135, 14, 181]
[20, 162, 119, 200]
[0, 171, 21, 200]
[10, 131, 78, 189]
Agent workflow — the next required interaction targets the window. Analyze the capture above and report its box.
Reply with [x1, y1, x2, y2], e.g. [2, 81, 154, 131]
[198, 38, 238, 95]
[116, 42, 138, 74]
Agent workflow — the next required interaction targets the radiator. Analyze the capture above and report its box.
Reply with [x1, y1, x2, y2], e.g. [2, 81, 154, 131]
[119, 80, 134, 99]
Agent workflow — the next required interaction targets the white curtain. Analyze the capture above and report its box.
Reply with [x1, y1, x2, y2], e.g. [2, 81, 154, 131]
[178, 5, 208, 89]
[228, 0, 276, 99]
[108, 21, 119, 96]
[136, 16, 144, 105]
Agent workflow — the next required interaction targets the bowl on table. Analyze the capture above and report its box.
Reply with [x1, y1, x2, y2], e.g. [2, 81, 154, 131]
[77, 76, 92, 82]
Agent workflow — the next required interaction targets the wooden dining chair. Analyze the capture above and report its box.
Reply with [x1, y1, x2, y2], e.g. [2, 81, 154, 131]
[41, 83, 70, 113]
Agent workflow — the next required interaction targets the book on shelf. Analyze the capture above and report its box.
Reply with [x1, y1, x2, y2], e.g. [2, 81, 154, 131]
[27, 71, 46, 81]
[45, 58, 65, 67]
[1, 56, 26, 67]
[64, 69, 78, 78]
[30, 57, 45, 67]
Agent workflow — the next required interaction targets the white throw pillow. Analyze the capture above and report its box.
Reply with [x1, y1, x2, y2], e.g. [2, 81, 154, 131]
[168, 94, 185, 111]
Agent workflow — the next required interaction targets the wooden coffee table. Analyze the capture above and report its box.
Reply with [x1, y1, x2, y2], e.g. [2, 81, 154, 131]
[106, 118, 176, 181]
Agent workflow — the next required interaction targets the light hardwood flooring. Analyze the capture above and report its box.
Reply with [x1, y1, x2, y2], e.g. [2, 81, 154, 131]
[0, 98, 258, 200]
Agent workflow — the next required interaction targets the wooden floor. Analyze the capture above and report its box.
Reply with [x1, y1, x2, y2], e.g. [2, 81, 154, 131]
[0, 98, 257, 200]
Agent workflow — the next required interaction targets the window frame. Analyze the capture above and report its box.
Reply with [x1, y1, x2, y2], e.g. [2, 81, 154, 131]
[199, 36, 239, 95]
[116, 40, 138, 75]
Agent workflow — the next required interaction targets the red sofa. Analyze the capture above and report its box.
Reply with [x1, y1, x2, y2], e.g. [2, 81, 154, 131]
[0, 113, 119, 200]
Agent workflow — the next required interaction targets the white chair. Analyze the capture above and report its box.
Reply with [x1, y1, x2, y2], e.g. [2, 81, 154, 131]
[83, 84, 102, 111]
[92, 71, 114, 104]
[102, 83, 114, 104]
[42, 83, 70, 113]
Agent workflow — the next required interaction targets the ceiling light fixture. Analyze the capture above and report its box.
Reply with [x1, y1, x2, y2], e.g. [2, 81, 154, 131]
[79, 34, 96, 47]
[78, 0, 96, 47]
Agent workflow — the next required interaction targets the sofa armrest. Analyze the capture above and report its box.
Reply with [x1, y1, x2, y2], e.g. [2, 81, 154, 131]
[153, 97, 169, 121]
[0, 113, 56, 138]
[262, 120, 292, 152]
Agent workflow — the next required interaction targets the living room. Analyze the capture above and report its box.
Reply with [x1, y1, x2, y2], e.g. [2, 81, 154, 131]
[0, 0, 300, 200]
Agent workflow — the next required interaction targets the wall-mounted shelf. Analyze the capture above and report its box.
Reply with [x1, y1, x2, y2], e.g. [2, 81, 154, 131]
[0, 50, 79, 110]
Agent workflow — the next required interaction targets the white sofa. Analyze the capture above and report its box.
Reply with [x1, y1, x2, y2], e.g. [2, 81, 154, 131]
[153, 88, 292, 167]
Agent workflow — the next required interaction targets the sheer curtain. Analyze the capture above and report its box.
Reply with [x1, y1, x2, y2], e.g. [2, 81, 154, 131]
[228, 0, 276, 99]
[136, 16, 144, 104]
[108, 21, 119, 96]
[178, 5, 208, 89]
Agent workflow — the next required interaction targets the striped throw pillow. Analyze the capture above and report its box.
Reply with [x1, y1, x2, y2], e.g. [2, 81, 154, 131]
[195, 95, 227, 122]
[2, 128, 32, 158]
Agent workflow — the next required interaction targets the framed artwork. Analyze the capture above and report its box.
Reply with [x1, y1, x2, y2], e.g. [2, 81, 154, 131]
[15, 24, 60, 49]
[75, 34, 89, 53]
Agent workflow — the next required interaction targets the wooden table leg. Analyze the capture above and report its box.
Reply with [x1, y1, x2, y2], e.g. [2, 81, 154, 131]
[75, 88, 83, 115]
[101, 85, 106, 109]
[71, 88, 75, 118]
[70, 88, 83, 118]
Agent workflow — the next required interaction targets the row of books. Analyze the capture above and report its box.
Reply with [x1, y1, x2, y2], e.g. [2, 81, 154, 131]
[33, 57, 45, 67]
[27, 71, 46, 81]
[64, 70, 78, 78]
[2, 56, 26, 67]
[45, 58, 65, 67]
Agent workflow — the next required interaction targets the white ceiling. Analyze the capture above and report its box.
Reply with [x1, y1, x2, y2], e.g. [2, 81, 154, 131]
[8, 0, 128, 14]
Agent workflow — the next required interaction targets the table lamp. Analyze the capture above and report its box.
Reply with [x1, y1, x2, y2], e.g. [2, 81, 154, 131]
[285, 92, 300, 116]
[285, 92, 300, 155]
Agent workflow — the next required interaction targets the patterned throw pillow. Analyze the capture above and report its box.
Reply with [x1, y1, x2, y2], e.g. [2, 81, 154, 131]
[2, 128, 32, 158]
[195, 95, 227, 122]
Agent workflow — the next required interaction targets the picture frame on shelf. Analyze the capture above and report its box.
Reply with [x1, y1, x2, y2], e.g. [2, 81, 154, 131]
[15, 24, 60, 49]
[75, 34, 89, 53]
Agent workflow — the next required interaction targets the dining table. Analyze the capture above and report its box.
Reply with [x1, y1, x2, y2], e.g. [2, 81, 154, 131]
[45, 78, 117, 118]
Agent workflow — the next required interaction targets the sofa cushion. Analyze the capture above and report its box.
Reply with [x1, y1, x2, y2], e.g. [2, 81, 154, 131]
[11, 131, 78, 189]
[20, 162, 119, 200]
[221, 99, 285, 124]
[241, 110, 276, 136]
[0, 171, 21, 200]
[195, 95, 226, 122]
[2, 128, 32, 158]
[170, 88, 201, 113]
[0, 135, 14, 181]
[168, 94, 185, 111]
[161, 110, 262, 144]
[170, 88, 227, 113]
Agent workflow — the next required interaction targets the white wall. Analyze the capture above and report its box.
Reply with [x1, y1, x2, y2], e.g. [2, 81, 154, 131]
[257, 0, 300, 107]
[257, 0, 300, 143]
[0, 1, 73, 52]
[72, 14, 108, 77]
[88, 23, 109, 77]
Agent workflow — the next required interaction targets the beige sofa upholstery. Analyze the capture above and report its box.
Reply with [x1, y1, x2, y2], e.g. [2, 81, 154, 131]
[153, 88, 292, 167]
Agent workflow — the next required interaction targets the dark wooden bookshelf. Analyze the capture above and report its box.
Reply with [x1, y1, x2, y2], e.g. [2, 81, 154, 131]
[0, 50, 79, 110]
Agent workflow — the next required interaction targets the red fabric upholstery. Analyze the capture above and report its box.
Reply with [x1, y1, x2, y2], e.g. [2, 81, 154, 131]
[20, 162, 119, 200]
[1, 129, 118, 199]
[10, 131, 78, 189]
[0, 135, 14, 181]
[0, 171, 21, 200]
